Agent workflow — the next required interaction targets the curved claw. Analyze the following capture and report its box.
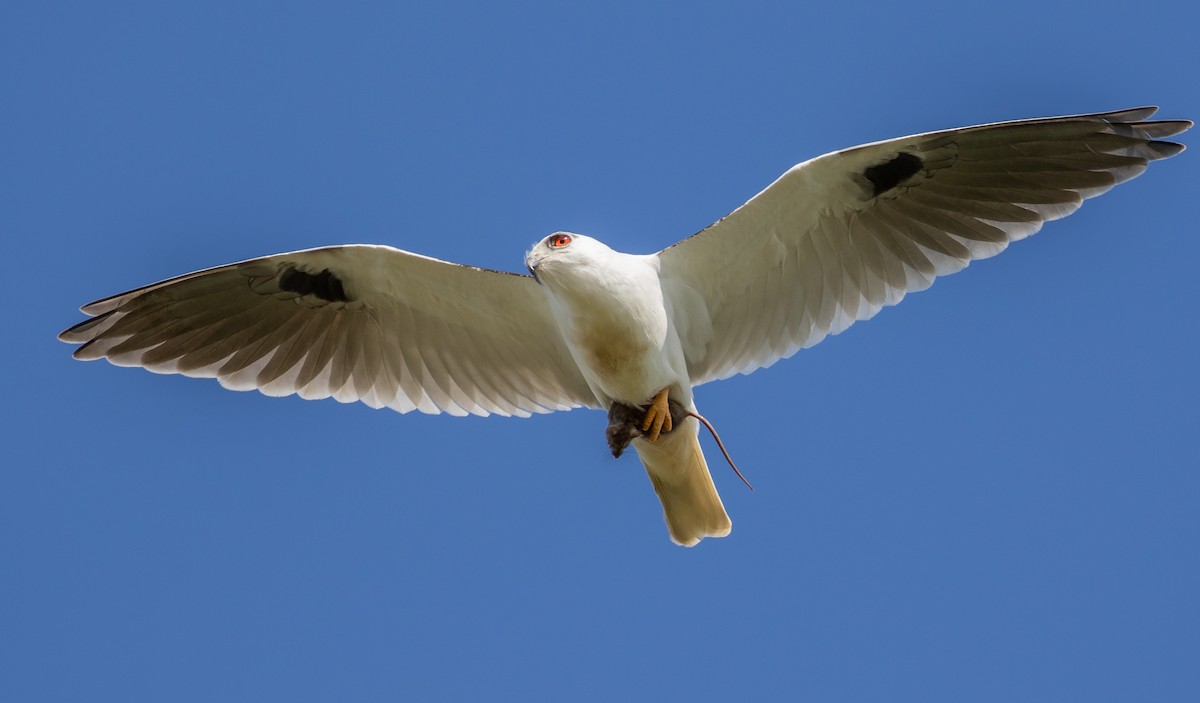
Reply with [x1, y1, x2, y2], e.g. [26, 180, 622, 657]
[641, 387, 673, 441]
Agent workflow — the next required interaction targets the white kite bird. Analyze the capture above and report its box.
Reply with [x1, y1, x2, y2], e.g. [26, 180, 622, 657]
[60, 107, 1190, 546]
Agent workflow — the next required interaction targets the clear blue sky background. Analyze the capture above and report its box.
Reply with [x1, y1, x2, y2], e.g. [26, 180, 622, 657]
[4, 2, 1197, 701]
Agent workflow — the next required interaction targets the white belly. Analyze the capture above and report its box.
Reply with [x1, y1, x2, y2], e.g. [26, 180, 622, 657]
[567, 310, 671, 404]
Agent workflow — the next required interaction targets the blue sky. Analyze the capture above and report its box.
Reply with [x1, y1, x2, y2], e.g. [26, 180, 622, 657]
[4, 1, 1197, 700]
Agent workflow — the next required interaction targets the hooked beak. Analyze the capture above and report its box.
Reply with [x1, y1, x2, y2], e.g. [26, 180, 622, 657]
[525, 255, 544, 284]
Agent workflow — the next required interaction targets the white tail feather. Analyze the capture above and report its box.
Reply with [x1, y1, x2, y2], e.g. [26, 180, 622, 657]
[634, 421, 731, 547]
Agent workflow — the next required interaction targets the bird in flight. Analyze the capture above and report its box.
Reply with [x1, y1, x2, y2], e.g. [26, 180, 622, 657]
[60, 107, 1190, 546]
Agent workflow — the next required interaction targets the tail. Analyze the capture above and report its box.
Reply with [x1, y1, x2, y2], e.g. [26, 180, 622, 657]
[633, 419, 732, 547]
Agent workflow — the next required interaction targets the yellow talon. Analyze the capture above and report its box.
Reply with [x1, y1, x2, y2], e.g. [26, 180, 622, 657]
[641, 387, 673, 441]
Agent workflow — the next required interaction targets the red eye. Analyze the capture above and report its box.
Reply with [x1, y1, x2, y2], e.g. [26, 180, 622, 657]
[550, 234, 572, 248]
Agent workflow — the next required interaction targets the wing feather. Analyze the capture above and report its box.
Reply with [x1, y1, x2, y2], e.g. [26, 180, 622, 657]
[659, 107, 1190, 383]
[292, 308, 340, 393]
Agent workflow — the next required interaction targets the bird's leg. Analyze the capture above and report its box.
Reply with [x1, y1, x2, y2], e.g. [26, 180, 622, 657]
[607, 398, 688, 457]
[641, 387, 673, 441]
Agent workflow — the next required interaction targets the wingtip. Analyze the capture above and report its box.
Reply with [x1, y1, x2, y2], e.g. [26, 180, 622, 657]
[80, 296, 120, 316]
[58, 317, 95, 343]
[1148, 140, 1188, 159]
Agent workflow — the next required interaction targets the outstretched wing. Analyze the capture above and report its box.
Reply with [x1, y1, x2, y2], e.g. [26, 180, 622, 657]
[60, 245, 598, 417]
[658, 107, 1190, 385]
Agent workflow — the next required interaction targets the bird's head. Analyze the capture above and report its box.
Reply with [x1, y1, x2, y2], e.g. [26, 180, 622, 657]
[524, 232, 610, 285]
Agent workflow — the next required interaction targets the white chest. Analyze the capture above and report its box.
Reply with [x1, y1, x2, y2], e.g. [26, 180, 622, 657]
[542, 253, 684, 405]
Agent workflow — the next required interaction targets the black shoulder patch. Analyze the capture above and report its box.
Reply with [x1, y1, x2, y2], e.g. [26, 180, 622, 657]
[863, 152, 923, 197]
[278, 266, 350, 302]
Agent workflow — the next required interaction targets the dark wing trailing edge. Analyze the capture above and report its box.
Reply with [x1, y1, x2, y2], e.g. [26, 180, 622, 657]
[658, 107, 1191, 384]
[60, 245, 598, 417]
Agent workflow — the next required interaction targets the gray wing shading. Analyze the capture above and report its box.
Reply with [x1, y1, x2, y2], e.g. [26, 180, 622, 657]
[657, 107, 1191, 385]
[60, 245, 598, 417]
